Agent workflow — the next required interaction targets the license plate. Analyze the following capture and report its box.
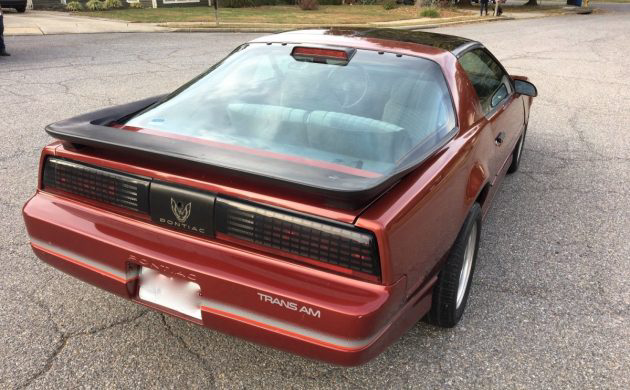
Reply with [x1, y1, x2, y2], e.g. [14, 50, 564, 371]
[138, 267, 202, 320]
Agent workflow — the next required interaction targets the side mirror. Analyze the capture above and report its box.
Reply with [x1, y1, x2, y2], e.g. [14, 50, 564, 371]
[514, 79, 538, 97]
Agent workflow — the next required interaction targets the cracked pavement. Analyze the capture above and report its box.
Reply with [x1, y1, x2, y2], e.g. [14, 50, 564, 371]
[1, 12, 629, 389]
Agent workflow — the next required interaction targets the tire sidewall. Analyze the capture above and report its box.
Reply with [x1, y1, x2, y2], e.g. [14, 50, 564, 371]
[515, 129, 526, 165]
[429, 203, 482, 327]
[508, 127, 527, 174]
[453, 210, 481, 320]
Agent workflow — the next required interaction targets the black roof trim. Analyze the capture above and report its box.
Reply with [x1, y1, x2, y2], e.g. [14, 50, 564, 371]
[272, 28, 477, 55]
[451, 41, 485, 58]
[354, 29, 475, 53]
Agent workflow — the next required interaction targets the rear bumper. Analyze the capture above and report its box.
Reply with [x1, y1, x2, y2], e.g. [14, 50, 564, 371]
[23, 192, 433, 366]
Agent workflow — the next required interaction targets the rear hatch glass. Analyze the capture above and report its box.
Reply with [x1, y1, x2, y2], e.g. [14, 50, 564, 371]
[121, 43, 456, 192]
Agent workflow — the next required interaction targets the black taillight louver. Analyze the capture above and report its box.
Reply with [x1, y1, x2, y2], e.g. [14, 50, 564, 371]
[215, 197, 381, 276]
[42, 157, 150, 213]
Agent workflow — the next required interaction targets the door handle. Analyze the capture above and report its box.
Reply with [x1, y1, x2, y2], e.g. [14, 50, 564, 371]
[495, 132, 506, 145]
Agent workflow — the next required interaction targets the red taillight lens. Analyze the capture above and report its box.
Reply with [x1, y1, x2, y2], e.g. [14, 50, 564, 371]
[215, 197, 381, 278]
[42, 157, 150, 213]
[292, 47, 348, 60]
[291, 46, 355, 65]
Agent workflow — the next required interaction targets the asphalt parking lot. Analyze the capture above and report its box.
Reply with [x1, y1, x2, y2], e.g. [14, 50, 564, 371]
[1, 11, 629, 389]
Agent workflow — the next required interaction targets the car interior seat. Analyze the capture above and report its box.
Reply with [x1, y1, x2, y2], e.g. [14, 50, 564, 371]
[226, 103, 310, 147]
[381, 78, 443, 145]
[306, 110, 409, 163]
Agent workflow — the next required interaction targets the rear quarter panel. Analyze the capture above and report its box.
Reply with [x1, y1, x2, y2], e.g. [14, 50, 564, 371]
[356, 58, 493, 295]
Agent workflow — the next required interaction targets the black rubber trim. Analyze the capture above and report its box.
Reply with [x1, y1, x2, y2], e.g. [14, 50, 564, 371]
[452, 42, 484, 59]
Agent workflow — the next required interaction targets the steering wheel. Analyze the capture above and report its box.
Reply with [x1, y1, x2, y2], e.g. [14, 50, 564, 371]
[326, 65, 370, 109]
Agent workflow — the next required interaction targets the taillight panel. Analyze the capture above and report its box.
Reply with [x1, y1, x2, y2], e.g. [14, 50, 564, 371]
[42, 157, 150, 213]
[215, 197, 380, 276]
[40, 157, 381, 278]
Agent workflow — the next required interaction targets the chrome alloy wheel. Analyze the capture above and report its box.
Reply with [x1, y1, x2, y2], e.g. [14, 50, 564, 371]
[456, 223, 477, 309]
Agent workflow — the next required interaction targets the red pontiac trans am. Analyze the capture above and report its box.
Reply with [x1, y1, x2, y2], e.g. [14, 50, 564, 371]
[23, 29, 536, 366]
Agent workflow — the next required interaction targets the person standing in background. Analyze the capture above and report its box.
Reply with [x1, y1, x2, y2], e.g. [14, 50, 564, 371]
[0, 8, 10, 57]
[480, 0, 489, 16]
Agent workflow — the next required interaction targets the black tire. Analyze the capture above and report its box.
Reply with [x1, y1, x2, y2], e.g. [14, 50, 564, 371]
[16, 6, 27, 13]
[507, 127, 527, 174]
[428, 203, 482, 328]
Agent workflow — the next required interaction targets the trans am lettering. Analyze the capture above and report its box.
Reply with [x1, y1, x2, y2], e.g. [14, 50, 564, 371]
[257, 292, 321, 318]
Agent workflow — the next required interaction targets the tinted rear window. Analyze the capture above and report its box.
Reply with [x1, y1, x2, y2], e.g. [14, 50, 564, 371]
[124, 43, 455, 178]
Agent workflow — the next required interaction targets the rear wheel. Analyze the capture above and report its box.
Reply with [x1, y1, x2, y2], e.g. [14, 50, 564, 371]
[16, 6, 27, 13]
[507, 127, 527, 174]
[428, 203, 481, 328]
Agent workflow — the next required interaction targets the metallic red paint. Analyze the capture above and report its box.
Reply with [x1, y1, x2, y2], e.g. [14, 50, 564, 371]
[22, 30, 533, 365]
[24, 192, 412, 365]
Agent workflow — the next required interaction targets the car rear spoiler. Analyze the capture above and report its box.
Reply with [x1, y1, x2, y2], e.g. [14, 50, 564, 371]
[44, 97, 408, 210]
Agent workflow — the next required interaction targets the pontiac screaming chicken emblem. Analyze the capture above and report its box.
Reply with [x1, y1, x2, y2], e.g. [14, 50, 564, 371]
[170, 198, 192, 223]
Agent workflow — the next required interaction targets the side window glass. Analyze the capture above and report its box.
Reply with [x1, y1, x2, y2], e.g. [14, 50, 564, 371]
[458, 49, 510, 114]
[491, 84, 508, 108]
